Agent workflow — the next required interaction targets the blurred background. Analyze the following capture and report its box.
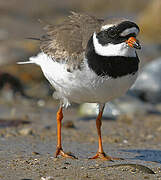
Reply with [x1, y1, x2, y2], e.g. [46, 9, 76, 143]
[0, 1, 161, 178]
[0, 0, 161, 113]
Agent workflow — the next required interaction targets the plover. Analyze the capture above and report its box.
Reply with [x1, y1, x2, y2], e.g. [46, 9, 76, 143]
[18, 12, 141, 160]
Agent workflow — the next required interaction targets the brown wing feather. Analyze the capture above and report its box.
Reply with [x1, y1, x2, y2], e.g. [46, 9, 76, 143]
[40, 12, 103, 70]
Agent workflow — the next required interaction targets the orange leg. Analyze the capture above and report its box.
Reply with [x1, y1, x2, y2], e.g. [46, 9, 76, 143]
[55, 107, 76, 159]
[89, 105, 123, 161]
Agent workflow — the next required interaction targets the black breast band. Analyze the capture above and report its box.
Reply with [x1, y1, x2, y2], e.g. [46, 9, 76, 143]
[86, 37, 139, 78]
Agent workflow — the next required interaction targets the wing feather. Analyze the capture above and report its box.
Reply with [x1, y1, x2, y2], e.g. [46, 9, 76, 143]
[40, 12, 103, 70]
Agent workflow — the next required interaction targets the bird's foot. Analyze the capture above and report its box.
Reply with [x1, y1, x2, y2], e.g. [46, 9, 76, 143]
[89, 152, 123, 161]
[55, 147, 77, 159]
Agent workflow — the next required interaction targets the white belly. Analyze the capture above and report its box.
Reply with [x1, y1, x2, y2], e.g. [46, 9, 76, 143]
[38, 53, 137, 106]
[61, 74, 137, 104]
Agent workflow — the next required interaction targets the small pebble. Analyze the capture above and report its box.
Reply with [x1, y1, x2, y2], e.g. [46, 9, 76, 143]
[64, 161, 71, 165]
[61, 166, 67, 169]
[146, 134, 154, 139]
[41, 177, 54, 180]
[19, 128, 33, 136]
[32, 152, 40, 155]
[88, 166, 95, 169]
[37, 99, 45, 107]
[123, 139, 128, 144]
[95, 164, 100, 167]
[62, 121, 75, 128]
[131, 168, 137, 173]
[144, 176, 150, 179]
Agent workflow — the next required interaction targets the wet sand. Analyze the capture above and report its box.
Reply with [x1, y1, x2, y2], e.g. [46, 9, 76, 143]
[0, 99, 160, 180]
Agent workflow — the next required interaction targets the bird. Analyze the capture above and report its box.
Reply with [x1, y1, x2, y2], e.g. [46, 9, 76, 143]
[18, 12, 141, 160]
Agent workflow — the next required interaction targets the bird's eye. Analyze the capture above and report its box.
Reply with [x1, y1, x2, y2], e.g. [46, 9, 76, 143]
[107, 27, 118, 38]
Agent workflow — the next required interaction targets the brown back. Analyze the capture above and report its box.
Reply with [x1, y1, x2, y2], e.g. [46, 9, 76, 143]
[40, 12, 103, 70]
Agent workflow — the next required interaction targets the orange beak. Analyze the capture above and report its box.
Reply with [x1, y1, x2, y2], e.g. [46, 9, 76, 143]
[126, 37, 141, 50]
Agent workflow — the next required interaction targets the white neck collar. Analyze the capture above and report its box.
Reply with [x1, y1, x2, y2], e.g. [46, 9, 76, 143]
[93, 32, 136, 57]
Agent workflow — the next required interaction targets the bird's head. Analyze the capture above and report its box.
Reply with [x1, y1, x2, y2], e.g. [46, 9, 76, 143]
[92, 18, 141, 57]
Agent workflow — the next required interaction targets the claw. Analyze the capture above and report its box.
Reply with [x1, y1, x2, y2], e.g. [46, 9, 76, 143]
[89, 152, 123, 161]
[55, 147, 77, 159]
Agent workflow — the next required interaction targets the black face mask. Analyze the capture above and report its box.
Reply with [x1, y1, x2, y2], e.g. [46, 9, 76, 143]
[97, 21, 139, 46]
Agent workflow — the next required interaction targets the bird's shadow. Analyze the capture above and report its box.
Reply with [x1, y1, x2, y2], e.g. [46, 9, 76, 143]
[78, 116, 116, 121]
[121, 149, 161, 163]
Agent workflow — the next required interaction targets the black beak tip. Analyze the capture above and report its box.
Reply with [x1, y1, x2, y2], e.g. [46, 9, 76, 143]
[133, 43, 141, 50]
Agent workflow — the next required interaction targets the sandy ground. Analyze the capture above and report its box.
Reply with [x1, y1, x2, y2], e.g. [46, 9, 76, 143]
[0, 99, 160, 180]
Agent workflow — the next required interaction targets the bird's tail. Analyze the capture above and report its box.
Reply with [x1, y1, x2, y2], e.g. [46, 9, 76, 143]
[17, 53, 47, 66]
[17, 60, 35, 65]
[17, 52, 44, 66]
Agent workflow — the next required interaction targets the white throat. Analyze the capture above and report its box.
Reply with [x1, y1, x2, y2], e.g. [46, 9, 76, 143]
[93, 32, 136, 57]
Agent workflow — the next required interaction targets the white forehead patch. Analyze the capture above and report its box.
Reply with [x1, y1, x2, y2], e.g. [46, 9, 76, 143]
[120, 27, 139, 37]
[93, 32, 136, 57]
[101, 24, 114, 31]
